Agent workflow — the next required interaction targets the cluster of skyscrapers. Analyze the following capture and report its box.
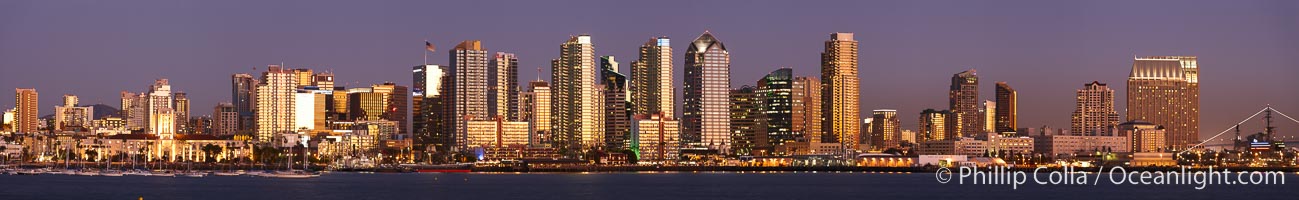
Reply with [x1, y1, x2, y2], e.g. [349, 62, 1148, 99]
[1, 31, 1204, 164]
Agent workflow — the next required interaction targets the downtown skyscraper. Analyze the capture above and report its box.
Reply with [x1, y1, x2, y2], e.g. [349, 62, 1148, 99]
[1128, 56, 1199, 150]
[792, 77, 822, 144]
[231, 73, 258, 135]
[949, 69, 980, 139]
[994, 82, 1017, 134]
[451, 40, 490, 149]
[757, 68, 795, 148]
[522, 80, 552, 148]
[490, 52, 521, 121]
[869, 109, 900, 150]
[551, 35, 601, 153]
[631, 37, 674, 118]
[601, 56, 632, 150]
[255, 65, 297, 142]
[414, 64, 452, 152]
[13, 88, 38, 133]
[174, 92, 190, 133]
[1072, 81, 1120, 136]
[146, 79, 175, 135]
[683, 31, 731, 152]
[729, 85, 762, 156]
[821, 32, 861, 150]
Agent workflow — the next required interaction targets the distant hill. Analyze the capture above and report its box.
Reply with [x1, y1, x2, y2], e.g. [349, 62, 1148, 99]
[90, 104, 120, 118]
[38, 104, 121, 119]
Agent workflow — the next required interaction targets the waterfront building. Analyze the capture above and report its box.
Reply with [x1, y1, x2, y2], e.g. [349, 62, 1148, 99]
[994, 82, 1017, 134]
[464, 116, 530, 148]
[601, 56, 633, 150]
[255, 65, 298, 142]
[916, 137, 987, 156]
[632, 113, 679, 163]
[14, 88, 38, 133]
[551, 35, 601, 153]
[1031, 134, 1130, 157]
[870, 109, 901, 150]
[821, 32, 861, 151]
[630, 37, 674, 117]
[490, 52, 521, 121]
[1119, 120, 1167, 153]
[683, 31, 731, 152]
[981, 133, 1034, 155]
[1072, 81, 1120, 136]
[949, 69, 980, 139]
[1127, 56, 1198, 150]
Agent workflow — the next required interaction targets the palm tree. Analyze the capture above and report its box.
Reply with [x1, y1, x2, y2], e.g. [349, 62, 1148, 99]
[201, 144, 221, 163]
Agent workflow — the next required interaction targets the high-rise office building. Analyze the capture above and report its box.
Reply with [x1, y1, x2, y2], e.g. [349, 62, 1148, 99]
[452, 40, 490, 149]
[14, 88, 39, 133]
[919, 109, 959, 143]
[730, 85, 763, 156]
[949, 69, 980, 139]
[870, 109, 900, 150]
[1128, 56, 1198, 150]
[213, 102, 238, 136]
[683, 31, 731, 152]
[174, 92, 190, 133]
[490, 52, 520, 121]
[54, 94, 93, 132]
[314, 72, 335, 88]
[413, 64, 452, 152]
[293, 90, 326, 132]
[232, 73, 258, 135]
[522, 80, 552, 148]
[551, 35, 601, 153]
[601, 56, 632, 150]
[371, 82, 408, 137]
[821, 32, 861, 151]
[255, 65, 298, 142]
[757, 68, 795, 148]
[120, 91, 147, 131]
[994, 82, 1017, 134]
[1072, 81, 1120, 136]
[631, 37, 674, 117]
[632, 113, 679, 163]
[792, 77, 822, 144]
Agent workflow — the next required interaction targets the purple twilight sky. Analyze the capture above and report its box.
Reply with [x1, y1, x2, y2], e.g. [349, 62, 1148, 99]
[2, 0, 1297, 141]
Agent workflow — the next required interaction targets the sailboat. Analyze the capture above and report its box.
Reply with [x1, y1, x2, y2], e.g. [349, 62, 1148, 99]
[261, 144, 320, 179]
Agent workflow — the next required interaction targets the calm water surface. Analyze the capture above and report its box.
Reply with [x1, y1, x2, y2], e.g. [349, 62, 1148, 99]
[1, 172, 1296, 200]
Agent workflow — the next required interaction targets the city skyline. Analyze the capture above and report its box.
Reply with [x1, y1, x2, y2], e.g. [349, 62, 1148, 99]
[2, 0, 1297, 139]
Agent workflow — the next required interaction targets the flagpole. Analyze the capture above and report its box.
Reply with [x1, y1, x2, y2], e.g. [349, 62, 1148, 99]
[423, 40, 429, 66]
